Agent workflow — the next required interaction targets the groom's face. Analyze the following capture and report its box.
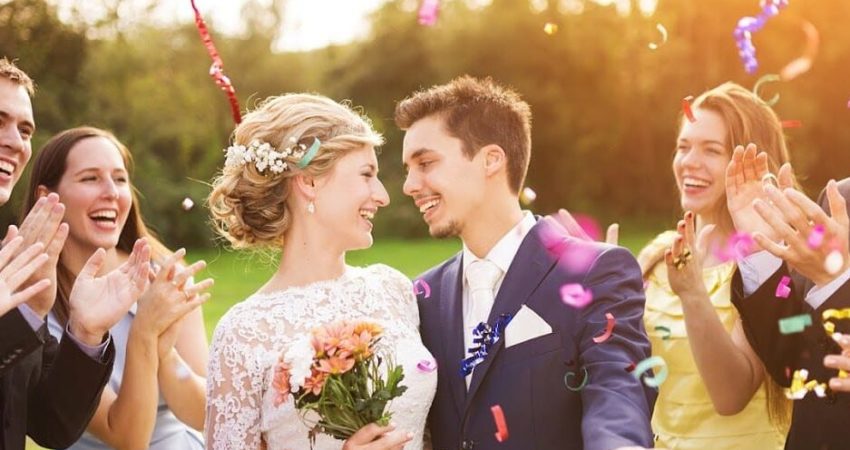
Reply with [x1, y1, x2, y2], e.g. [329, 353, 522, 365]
[402, 115, 487, 238]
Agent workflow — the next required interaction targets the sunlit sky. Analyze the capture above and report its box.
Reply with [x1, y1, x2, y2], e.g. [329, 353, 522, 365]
[52, 0, 656, 52]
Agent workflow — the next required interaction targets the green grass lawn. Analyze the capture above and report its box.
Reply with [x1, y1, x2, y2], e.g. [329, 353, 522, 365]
[27, 230, 657, 449]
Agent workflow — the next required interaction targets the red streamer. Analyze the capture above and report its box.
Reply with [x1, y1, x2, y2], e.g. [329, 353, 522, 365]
[681, 96, 696, 123]
[592, 313, 616, 343]
[781, 119, 802, 129]
[190, 0, 242, 124]
[491, 405, 509, 442]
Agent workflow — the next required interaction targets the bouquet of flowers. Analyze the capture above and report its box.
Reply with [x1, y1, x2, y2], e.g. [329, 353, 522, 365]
[272, 320, 407, 441]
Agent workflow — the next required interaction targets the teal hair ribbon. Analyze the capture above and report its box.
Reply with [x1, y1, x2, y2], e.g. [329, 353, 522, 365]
[297, 138, 321, 169]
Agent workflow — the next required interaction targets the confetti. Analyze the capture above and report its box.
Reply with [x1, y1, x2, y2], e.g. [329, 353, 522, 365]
[822, 308, 850, 337]
[785, 368, 827, 399]
[808, 224, 825, 249]
[413, 279, 431, 298]
[632, 356, 668, 388]
[780, 20, 819, 81]
[781, 119, 802, 129]
[825, 250, 845, 275]
[753, 74, 781, 106]
[624, 362, 636, 372]
[416, 359, 437, 372]
[714, 231, 755, 262]
[681, 96, 696, 123]
[418, 0, 439, 27]
[564, 366, 589, 391]
[181, 197, 195, 211]
[654, 325, 672, 340]
[775, 276, 792, 298]
[190, 0, 242, 124]
[491, 405, 509, 442]
[520, 186, 537, 205]
[734, 0, 788, 73]
[647, 23, 668, 50]
[571, 213, 603, 241]
[560, 283, 593, 309]
[543, 22, 558, 35]
[592, 313, 616, 343]
[778, 314, 812, 334]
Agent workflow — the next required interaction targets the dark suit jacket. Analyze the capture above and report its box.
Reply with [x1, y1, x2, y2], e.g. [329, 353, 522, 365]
[731, 178, 850, 450]
[0, 309, 47, 376]
[0, 311, 115, 449]
[418, 220, 655, 450]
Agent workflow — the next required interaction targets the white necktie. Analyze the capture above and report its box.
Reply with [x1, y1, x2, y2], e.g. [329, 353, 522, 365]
[464, 258, 502, 386]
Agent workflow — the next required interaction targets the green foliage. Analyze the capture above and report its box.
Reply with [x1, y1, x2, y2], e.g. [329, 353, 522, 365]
[4, 0, 850, 245]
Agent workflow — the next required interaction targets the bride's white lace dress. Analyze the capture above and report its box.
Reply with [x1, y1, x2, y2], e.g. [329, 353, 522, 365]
[206, 264, 437, 450]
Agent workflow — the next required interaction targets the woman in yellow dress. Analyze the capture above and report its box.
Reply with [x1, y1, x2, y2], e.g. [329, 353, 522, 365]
[637, 82, 791, 450]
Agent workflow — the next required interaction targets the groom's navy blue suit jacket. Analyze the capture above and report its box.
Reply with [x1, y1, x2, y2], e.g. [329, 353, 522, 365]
[417, 220, 655, 450]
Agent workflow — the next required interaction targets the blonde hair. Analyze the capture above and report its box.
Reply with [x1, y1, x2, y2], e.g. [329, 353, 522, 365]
[208, 93, 383, 249]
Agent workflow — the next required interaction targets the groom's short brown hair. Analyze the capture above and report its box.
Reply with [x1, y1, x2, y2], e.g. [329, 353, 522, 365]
[394, 75, 532, 194]
[0, 57, 35, 96]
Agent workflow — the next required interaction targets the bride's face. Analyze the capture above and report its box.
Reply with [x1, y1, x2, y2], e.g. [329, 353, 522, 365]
[313, 145, 389, 251]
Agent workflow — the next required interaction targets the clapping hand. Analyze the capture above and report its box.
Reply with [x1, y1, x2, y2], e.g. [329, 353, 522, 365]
[67, 239, 152, 346]
[0, 236, 51, 316]
[824, 335, 850, 393]
[665, 211, 713, 300]
[725, 143, 795, 248]
[134, 250, 213, 359]
[552, 208, 620, 245]
[752, 179, 849, 286]
[4, 193, 69, 317]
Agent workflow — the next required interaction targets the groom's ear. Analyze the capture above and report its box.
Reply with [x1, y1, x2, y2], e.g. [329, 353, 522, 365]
[481, 144, 506, 177]
[293, 174, 317, 200]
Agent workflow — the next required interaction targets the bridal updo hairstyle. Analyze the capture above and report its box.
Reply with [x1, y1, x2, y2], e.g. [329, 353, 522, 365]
[208, 94, 383, 249]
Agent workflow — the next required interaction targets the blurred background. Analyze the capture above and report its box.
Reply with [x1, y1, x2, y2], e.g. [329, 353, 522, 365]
[5, 1, 848, 446]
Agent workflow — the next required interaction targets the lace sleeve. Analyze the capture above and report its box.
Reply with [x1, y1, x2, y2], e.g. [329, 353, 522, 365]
[205, 305, 267, 450]
[378, 264, 420, 330]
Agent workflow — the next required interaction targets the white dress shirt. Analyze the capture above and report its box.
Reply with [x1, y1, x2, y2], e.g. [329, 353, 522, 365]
[739, 250, 850, 309]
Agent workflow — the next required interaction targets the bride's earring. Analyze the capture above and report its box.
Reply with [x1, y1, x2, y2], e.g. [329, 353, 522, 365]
[307, 201, 315, 214]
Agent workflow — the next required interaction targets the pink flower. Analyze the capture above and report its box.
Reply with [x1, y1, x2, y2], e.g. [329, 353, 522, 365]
[318, 355, 356, 375]
[303, 369, 328, 396]
[272, 361, 292, 406]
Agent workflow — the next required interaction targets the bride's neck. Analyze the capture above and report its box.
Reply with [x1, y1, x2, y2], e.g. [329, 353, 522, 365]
[261, 223, 347, 293]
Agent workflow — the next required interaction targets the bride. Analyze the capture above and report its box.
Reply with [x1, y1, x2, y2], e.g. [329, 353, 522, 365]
[205, 93, 436, 449]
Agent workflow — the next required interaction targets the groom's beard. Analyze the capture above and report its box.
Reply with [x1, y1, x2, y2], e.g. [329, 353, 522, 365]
[430, 220, 461, 239]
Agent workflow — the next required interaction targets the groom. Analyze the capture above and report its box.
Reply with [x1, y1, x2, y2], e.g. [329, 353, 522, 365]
[396, 76, 655, 450]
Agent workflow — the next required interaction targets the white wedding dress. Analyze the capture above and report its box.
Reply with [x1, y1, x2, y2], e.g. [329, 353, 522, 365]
[206, 264, 437, 450]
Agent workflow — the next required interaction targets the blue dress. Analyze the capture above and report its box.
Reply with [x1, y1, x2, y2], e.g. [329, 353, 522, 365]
[47, 303, 204, 449]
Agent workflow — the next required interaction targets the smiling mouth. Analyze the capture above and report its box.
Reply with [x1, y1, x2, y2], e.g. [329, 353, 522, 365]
[0, 160, 15, 177]
[89, 210, 118, 225]
[682, 176, 710, 189]
[419, 198, 440, 214]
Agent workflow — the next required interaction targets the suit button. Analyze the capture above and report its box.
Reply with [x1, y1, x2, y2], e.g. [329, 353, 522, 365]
[461, 440, 475, 449]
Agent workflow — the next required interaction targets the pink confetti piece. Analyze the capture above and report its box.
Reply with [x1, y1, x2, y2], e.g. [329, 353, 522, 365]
[560, 283, 593, 309]
[592, 313, 616, 343]
[413, 279, 431, 298]
[418, 0, 439, 26]
[416, 359, 437, 372]
[571, 213, 602, 242]
[808, 224, 825, 249]
[714, 231, 755, 262]
[780, 20, 819, 81]
[775, 276, 792, 298]
[491, 405, 509, 442]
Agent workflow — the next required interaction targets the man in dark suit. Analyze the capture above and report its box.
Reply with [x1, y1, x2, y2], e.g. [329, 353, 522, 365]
[396, 76, 655, 450]
[726, 147, 850, 449]
[0, 57, 148, 450]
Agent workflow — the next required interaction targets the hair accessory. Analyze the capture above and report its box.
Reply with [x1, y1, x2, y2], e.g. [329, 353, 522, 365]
[297, 138, 321, 169]
[223, 137, 321, 174]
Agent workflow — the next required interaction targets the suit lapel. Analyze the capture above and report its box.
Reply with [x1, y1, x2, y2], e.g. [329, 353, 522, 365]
[439, 254, 467, 418]
[464, 222, 558, 410]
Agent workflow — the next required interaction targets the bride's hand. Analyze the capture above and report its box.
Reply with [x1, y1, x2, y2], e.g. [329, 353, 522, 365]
[343, 423, 412, 450]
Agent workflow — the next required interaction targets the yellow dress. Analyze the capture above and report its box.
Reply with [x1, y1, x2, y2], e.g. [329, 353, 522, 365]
[642, 232, 786, 450]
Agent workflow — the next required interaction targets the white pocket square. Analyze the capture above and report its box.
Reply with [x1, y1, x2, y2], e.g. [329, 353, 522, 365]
[505, 305, 553, 348]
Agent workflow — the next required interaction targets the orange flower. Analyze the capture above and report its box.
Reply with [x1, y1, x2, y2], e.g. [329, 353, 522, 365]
[353, 321, 383, 337]
[318, 355, 356, 375]
[313, 321, 355, 358]
[342, 330, 375, 361]
[272, 361, 292, 406]
[303, 369, 328, 396]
